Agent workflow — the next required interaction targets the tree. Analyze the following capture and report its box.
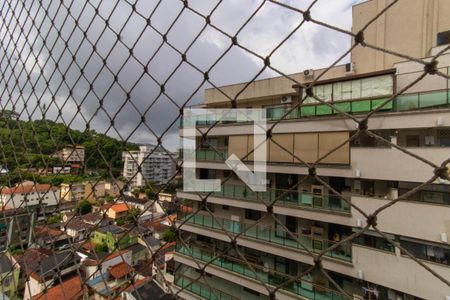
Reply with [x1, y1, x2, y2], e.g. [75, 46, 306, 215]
[76, 200, 92, 215]
[94, 243, 108, 253]
[162, 227, 177, 242]
[47, 214, 62, 224]
[116, 217, 125, 226]
[127, 207, 141, 222]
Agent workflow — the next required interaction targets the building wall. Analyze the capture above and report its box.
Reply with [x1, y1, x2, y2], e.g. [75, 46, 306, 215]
[84, 251, 133, 279]
[122, 146, 175, 188]
[60, 183, 85, 202]
[0, 189, 60, 209]
[351, 0, 450, 74]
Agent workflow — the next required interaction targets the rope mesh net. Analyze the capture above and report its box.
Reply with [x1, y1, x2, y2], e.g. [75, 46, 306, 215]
[0, 0, 449, 299]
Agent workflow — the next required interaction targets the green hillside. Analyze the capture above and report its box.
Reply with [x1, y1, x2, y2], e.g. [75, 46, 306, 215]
[0, 110, 138, 181]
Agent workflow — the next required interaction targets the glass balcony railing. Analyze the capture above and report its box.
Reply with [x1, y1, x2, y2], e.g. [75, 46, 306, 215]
[176, 244, 348, 300]
[180, 89, 450, 127]
[195, 149, 229, 161]
[186, 183, 351, 214]
[175, 274, 241, 300]
[178, 211, 352, 261]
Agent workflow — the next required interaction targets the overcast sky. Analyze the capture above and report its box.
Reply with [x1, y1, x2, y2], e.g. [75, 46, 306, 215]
[0, 0, 363, 151]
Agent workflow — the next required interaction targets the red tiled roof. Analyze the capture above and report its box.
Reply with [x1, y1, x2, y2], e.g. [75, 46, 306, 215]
[32, 276, 85, 300]
[110, 203, 129, 213]
[34, 226, 64, 237]
[108, 261, 133, 279]
[82, 242, 96, 251]
[1, 183, 52, 195]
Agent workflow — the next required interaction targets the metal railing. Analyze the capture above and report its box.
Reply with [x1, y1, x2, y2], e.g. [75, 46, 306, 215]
[178, 211, 352, 261]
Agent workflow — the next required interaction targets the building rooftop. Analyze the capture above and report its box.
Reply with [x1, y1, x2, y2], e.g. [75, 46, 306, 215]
[125, 243, 147, 254]
[122, 194, 150, 205]
[65, 217, 94, 231]
[129, 278, 172, 300]
[109, 203, 129, 213]
[0, 254, 13, 274]
[32, 275, 85, 300]
[16, 248, 54, 274]
[1, 183, 53, 195]
[34, 225, 65, 238]
[142, 236, 161, 248]
[108, 261, 133, 279]
[30, 251, 80, 282]
[97, 225, 126, 234]
[84, 249, 130, 266]
[81, 212, 104, 225]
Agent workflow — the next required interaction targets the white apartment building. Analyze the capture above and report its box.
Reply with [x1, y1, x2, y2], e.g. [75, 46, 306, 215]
[175, 1, 450, 300]
[122, 145, 175, 188]
[0, 182, 60, 209]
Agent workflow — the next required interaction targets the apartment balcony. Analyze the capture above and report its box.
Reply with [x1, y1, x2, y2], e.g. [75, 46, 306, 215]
[174, 273, 242, 300]
[178, 184, 351, 228]
[176, 244, 348, 300]
[178, 211, 352, 262]
[181, 89, 450, 128]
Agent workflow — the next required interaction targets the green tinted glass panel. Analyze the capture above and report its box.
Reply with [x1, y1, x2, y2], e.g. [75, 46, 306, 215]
[206, 150, 215, 160]
[351, 100, 371, 113]
[419, 91, 447, 108]
[371, 98, 393, 110]
[300, 106, 316, 117]
[396, 94, 419, 111]
[316, 104, 332, 115]
[333, 102, 351, 113]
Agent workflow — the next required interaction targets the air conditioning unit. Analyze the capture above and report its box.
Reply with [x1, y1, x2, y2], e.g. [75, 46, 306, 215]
[303, 69, 314, 79]
[281, 95, 292, 104]
[345, 62, 356, 75]
[424, 136, 435, 146]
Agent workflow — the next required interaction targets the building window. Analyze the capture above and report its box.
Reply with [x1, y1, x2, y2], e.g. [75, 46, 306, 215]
[406, 135, 420, 147]
[354, 233, 395, 253]
[222, 205, 229, 210]
[245, 209, 261, 221]
[437, 30, 450, 46]
[400, 239, 450, 266]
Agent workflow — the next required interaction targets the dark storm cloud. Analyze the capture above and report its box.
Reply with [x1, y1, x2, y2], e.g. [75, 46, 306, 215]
[1, 0, 358, 151]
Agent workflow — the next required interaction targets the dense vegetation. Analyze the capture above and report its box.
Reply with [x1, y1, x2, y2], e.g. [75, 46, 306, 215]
[0, 110, 138, 183]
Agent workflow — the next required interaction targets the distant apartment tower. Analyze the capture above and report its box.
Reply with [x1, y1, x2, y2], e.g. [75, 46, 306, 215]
[122, 145, 174, 188]
[175, 1, 450, 299]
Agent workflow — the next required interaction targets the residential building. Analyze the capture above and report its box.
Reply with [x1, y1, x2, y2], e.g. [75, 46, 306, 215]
[31, 275, 86, 300]
[0, 253, 20, 299]
[23, 251, 81, 300]
[60, 182, 85, 203]
[0, 206, 36, 251]
[82, 249, 132, 280]
[175, 1, 450, 299]
[84, 180, 124, 201]
[107, 203, 129, 220]
[32, 225, 70, 250]
[52, 145, 85, 165]
[120, 278, 172, 300]
[86, 260, 136, 300]
[63, 217, 94, 241]
[0, 183, 60, 210]
[91, 225, 138, 251]
[122, 145, 175, 188]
